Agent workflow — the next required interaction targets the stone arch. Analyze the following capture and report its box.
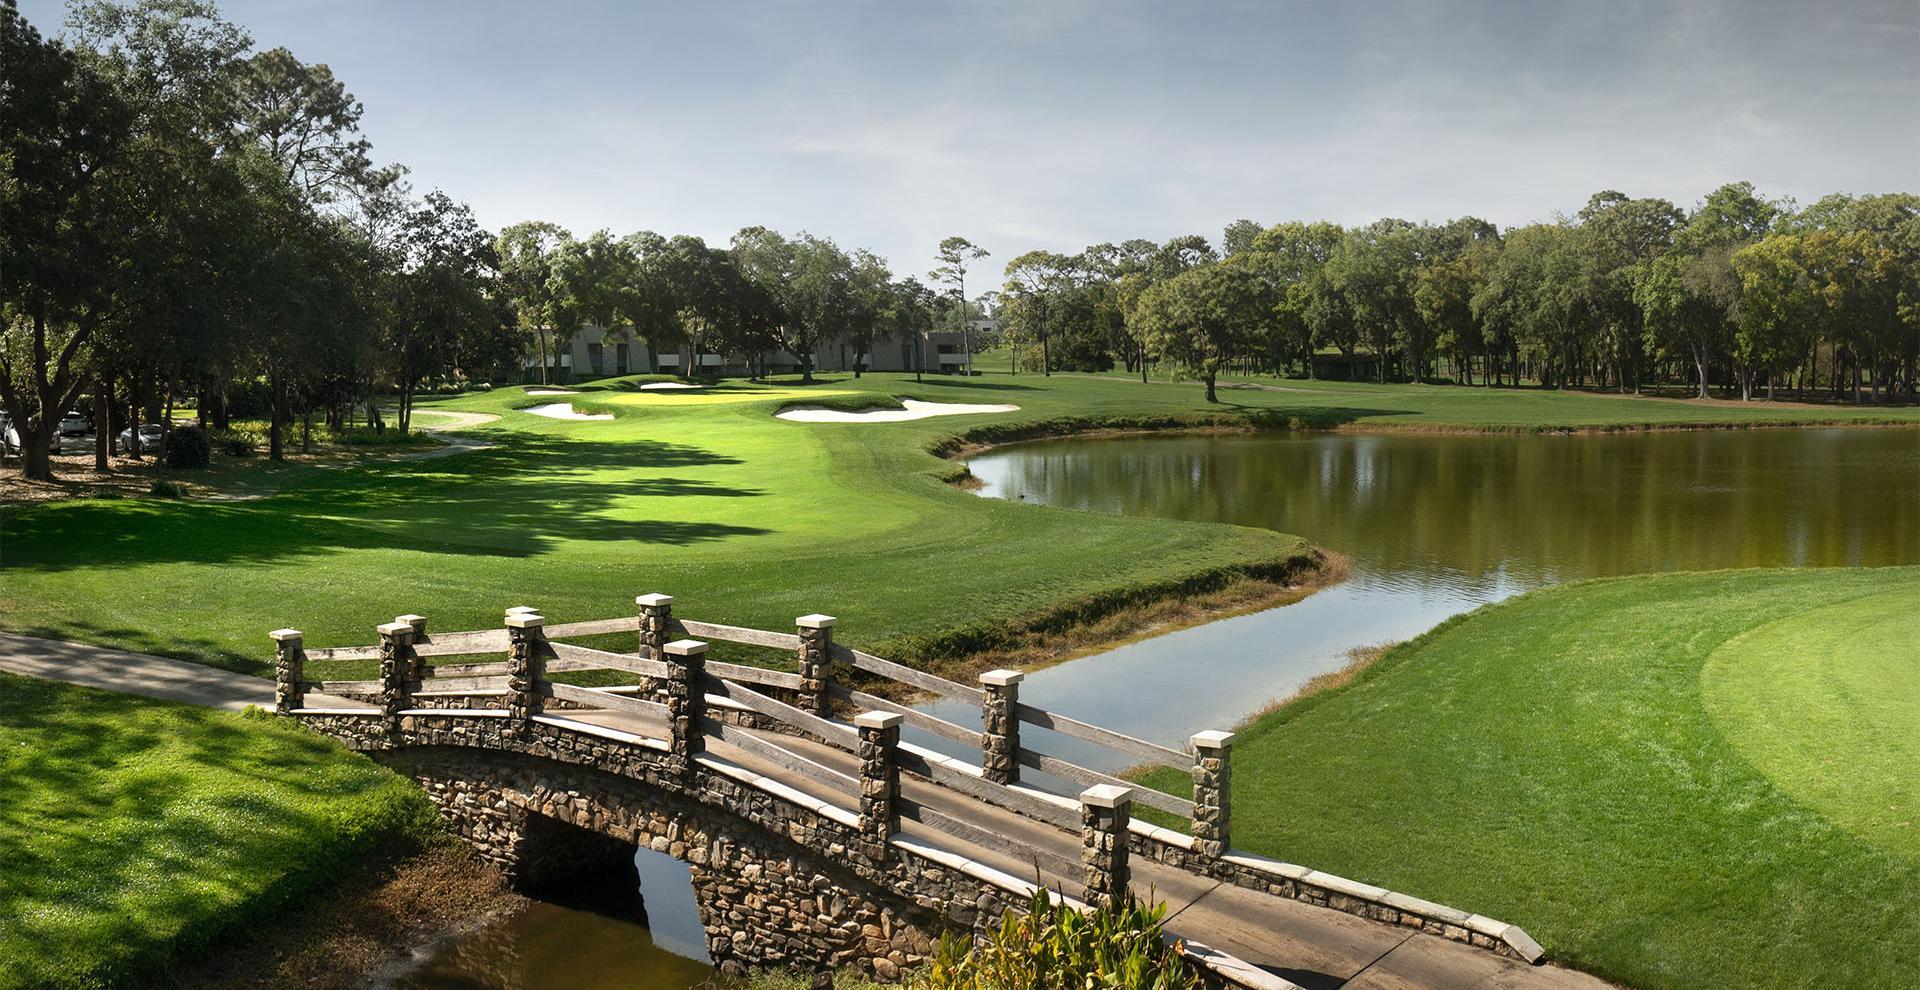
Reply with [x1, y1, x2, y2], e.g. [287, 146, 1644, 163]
[376, 746, 939, 978]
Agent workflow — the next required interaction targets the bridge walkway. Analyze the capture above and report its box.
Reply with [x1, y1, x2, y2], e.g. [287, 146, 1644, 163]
[564, 704, 1609, 990]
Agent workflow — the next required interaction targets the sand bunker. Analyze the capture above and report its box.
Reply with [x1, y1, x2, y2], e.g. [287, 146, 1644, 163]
[525, 387, 578, 396]
[523, 402, 613, 421]
[640, 381, 705, 390]
[777, 399, 1019, 423]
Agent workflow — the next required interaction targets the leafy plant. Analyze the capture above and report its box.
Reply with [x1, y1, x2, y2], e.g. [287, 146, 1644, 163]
[162, 426, 211, 469]
[910, 888, 1199, 990]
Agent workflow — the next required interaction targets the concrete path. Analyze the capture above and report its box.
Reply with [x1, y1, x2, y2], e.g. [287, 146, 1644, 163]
[0, 633, 1613, 989]
[0, 633, 358, 711]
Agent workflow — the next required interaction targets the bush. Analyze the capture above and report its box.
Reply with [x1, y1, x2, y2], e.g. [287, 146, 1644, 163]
[210, 428, 258, 457]
[147, 479, 188, 498]
[911, 889, 1199, 990]
[162, 426, 211, 469]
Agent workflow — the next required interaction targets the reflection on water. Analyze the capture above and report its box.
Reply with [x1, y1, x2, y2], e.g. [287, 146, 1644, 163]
[389, 848, 715, 990]
[947, 429, 1918, 768]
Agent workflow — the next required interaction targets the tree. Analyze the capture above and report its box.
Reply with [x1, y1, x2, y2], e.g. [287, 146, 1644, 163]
[1576, 192, 1680, 392]
[387, 191, 499, 432]
[845, 250, 895, 378]
[1132, 263, 1263, 402]
[0, 2, 137, 480]
[495, 221, 570, 384]
[1732, 233, 1819, 400]
[930, 236, 989, 375]
[228, 46, 373, 205]
[1003, 251, 1073, 376]
[1222, 218, 1263, 257]
[550, 230, 635, 379]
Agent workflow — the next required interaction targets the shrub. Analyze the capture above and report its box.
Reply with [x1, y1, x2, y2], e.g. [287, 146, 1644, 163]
[147, 479, 188, 498]
[162, 426, 211, 469]
[210, 428, 258, 457]
[910, 888, 1199, 990]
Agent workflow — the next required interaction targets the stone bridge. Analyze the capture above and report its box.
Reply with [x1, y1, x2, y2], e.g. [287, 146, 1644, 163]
[273, 597, 1606, 990]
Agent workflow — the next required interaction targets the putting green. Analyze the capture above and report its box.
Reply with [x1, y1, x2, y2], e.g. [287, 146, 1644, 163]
[1702, 588, 1920, 857]
[593, 386, 860, 407]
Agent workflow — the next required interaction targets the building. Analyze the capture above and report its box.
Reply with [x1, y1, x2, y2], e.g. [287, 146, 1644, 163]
[527, 325, 971, 382]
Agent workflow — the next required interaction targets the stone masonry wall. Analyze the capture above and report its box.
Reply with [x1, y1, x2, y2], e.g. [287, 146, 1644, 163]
[300, 713, 1027, 980]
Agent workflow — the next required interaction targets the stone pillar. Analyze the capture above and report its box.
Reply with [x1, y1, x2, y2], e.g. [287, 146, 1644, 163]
[506, 611, 547, 734]
[1189, 730, 1235, 861]
[396, 614, 428, 682]
[270, 628, 305, 714]
[636, 593, 674, 660]
[1080, 784, 1133, 911]
[854, 710, 903, 861]
[979, 669, 1024, 785]
[795, 613, 836, 716]
[664, 639, 708, 772]
[377, 620, 416, 722]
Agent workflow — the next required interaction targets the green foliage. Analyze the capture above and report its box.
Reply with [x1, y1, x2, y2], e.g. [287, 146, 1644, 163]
[146, 478, 187, 498]
[161, 425, 211, 468]
[910, 888, 1198, 990]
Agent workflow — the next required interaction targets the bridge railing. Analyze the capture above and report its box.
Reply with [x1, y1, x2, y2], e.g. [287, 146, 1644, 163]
[271, 593, 1236, 864]
[269, 596, 1548, 967]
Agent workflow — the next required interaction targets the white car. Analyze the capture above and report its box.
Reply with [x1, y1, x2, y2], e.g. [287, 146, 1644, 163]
[118, 424, 166, 452]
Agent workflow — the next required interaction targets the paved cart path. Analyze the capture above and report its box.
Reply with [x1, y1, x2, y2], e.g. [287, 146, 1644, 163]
[0, 632, 1613, 990]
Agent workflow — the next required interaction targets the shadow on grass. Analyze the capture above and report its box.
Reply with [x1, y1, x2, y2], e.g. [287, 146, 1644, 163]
[0, 674, 428, 986]
[909, 378, 1041, 392]
[2, 434, 774, 573]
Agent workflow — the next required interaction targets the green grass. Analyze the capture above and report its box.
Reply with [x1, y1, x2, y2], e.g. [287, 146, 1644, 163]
[0, 674, 438, 989]
[1138, 567, 1920, 990]
[4, 373, 1911, 674]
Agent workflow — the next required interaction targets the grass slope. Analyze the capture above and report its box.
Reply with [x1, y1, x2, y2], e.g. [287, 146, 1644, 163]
[3, 373, 1911, 673]
[1138, 567, 1920, 990]
[0, 674, 437, 989]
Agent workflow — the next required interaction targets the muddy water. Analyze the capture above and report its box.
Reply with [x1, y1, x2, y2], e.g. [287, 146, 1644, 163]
[936, 428, 1919, 769]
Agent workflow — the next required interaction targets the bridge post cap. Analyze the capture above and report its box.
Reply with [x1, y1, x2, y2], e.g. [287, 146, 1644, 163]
[1080, 783, 1134, 809]
[376, 620, 415, 637]
[504, 605, 540, 616]
[396, 614, 427, 631]
[978, 668, 1025, 687]
[796, 613, 836, 629]
[504, 612, 545, 629]
[854, 710, 904, 731]
[269, 628, 303, 642]
[663, 638, 708, 656]
[635, 593, 675, 607]
[1190, 729, 1236, 751]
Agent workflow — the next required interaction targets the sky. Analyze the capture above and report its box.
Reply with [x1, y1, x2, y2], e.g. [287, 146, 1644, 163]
[20, 0, 1920, 282]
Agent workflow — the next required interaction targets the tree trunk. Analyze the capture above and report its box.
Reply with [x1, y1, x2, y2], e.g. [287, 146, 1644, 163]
[94, 379, 110, 471]
[1693, 345, 1709, 400]
[538, 329, 551, 385]
[1204, 371, 1218, 403]
[269, 373, 286, 461]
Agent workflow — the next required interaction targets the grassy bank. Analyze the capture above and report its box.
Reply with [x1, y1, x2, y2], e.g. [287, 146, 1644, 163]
[4, 373, 1913, 675]
[1139, 567, 1920, 990]
[0, 674, 439, 989]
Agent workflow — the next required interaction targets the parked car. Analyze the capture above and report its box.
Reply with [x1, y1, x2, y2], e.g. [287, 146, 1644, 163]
[1, 413, 63, 456]
[117, 423, 166, 453]
[58, 412, 93, 437]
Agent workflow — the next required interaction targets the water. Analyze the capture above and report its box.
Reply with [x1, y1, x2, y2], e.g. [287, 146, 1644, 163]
[944, 428, 1919, 769]
[388, 849, 716, 990]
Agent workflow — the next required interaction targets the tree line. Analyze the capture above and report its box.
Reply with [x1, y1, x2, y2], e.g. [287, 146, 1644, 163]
[995, 186, 1919, 404]
[1, 0, 984, 482]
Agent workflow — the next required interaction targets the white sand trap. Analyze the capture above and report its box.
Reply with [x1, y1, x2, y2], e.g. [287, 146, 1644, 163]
[640, 381, 705, 390]
[523, 402, 613, 421]
[777, 399, 1019, 423]
[525, 387, 577, 395]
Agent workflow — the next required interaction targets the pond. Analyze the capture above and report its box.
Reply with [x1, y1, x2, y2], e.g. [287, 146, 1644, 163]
[936, 427, 1919, 769]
